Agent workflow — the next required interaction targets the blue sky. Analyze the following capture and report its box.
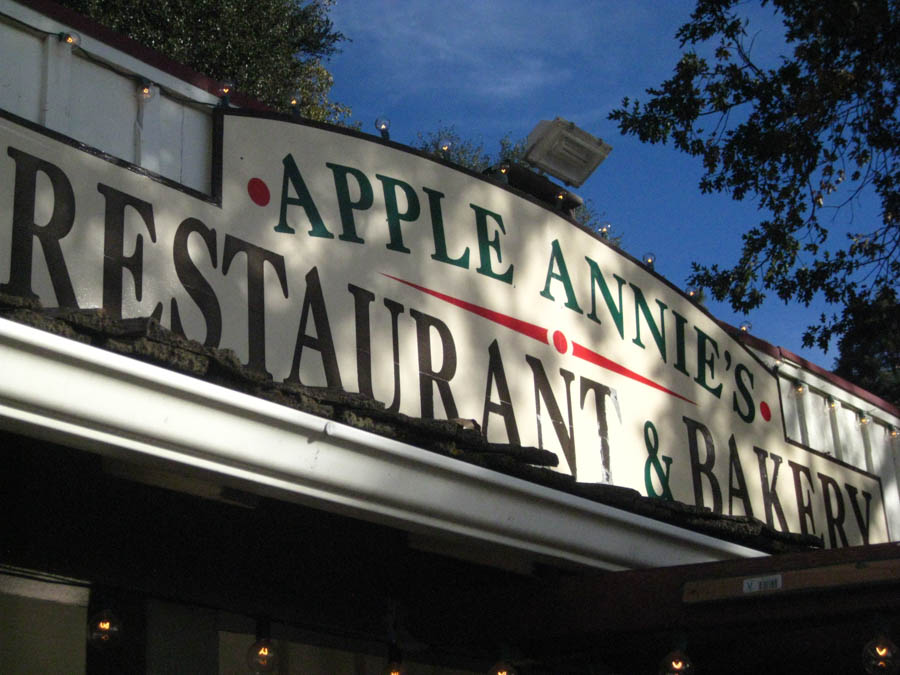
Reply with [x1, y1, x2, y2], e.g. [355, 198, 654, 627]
[325, 1, 851, 369]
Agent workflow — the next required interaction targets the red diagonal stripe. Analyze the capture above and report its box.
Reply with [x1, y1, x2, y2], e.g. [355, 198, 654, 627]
[571, 342, 695, 404]
[383, 273, 694, 405]
[382, 274, 549, 344]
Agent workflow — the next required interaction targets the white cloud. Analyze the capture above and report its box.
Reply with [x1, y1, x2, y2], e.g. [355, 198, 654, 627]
[329, 1, 698, 134]
[329, 0, 638, 101]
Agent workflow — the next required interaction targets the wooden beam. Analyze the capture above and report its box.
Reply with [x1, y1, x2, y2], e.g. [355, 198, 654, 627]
[684, 558, 900, 603]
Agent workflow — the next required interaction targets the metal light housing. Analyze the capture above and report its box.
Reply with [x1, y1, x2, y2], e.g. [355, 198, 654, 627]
[524, 118, 612, 187]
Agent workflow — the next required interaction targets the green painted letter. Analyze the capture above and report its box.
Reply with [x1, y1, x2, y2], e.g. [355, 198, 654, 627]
[694, 327, 723, 398]
[278, 154, 331, 238]
[424, 187, 469, 268]
[584, 256, 624, 335]
[540, 240, 582, 313]
[327, 162, 372, 243]
[377, 174, 420, 253]
[631, 284, 667, 362]
[471, 204, 514, 284]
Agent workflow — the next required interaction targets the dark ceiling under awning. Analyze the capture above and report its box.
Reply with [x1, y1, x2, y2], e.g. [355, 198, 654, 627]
[2, 430, 898, 674]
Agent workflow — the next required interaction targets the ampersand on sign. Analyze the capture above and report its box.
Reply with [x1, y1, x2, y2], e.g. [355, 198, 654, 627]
[643, 420, 673, 500]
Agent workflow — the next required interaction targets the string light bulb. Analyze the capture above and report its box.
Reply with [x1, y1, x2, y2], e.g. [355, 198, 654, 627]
[218, 81, 235, 106]
[438, 138, 452, 157]
[659, 649, 693, 674]
[599, 222, 612, 238]
[137, 78, 153, 100]
[862, 633, 898, 674]
[490, 160, 511, 184]
[247, 618, 276, 673]
[794, 382, 805, 397]
[642, 252, 656, 268]
[384, 643, 406, 675]
[87, 609, 121, 647]
[890, 427, 899, 439]
[246, 638, 277, 673]
[488, 660, 517, 675]
[289, 92, 302, 118]
[58, 31, 80, 46]
[860, 412, 872, 426]
[739, 321, 752, 333]
[375, 117, 390, 140]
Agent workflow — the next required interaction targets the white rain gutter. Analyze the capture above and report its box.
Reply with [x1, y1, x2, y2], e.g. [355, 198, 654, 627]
[0, 318, 766, 570]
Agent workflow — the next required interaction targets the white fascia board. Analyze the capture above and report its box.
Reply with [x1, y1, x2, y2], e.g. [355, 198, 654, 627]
[0, 570, 90, 606]
[0, 318, 766, 570]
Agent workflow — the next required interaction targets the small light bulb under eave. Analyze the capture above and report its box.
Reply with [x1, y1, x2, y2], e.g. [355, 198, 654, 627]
[58, 31, 81, 46]
[246, 638, 277, 673]
[489, 661, 517, 675]
[384, 642, 405, 675]
[890, 427, 899, 438]
[659, 649, 693, 675]
[863, 633, 898, 675]
[739, 321, 752, 333]
[642, 252, 656, 268]
[137, 79, 153, 100]
[860, 413, 872, 426]
[794, 382, 805, 397]
[87, 610, 121, 648]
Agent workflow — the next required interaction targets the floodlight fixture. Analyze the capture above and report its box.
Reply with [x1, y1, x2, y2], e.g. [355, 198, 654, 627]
[524, 117, 612, 187]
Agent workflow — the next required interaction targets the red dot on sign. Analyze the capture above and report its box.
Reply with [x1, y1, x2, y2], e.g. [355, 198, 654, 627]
[552, 330, 568, 354]
[247, 178, 270, 206]
[760, 401, 771, 422]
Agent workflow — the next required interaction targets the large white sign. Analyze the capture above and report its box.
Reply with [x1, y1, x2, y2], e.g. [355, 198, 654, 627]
[0, 110, 888, 547]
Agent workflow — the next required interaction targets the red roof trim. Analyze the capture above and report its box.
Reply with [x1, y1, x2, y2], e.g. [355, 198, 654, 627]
[718, 320, 900, 418]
